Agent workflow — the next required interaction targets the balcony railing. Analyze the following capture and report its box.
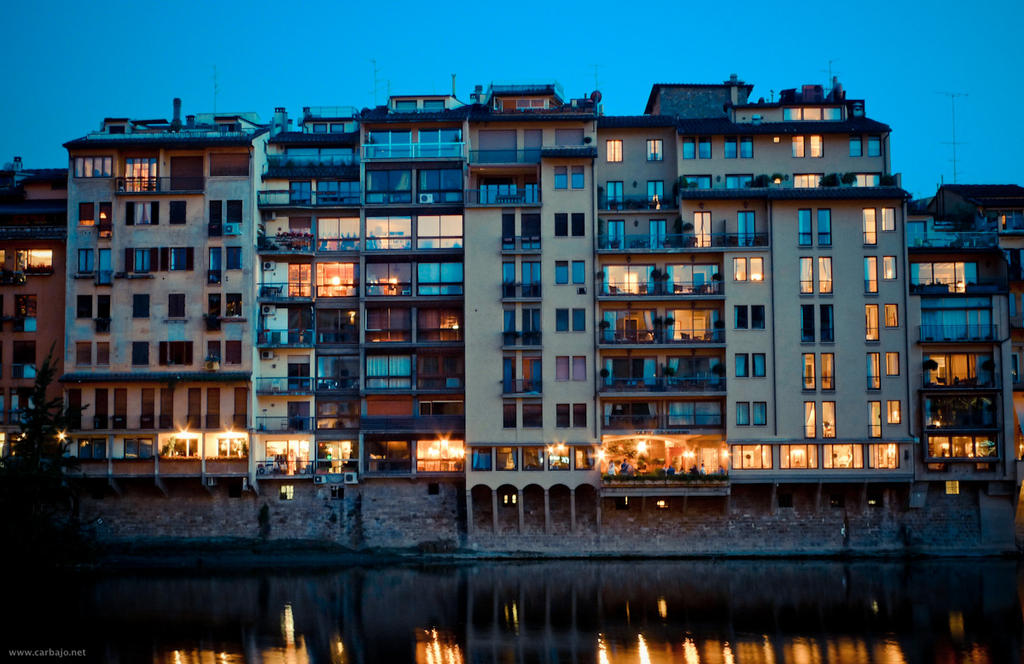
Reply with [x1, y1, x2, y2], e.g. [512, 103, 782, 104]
[501, 236, 542, 251]
[359, 414, 464, 432]
[598, 194, 674, 211]
[258, 283, 313, 300]
[365, 459, 412, 474]
[597, 233, 769, 250]
[257, 328, 315, 347]
[257, 234, 314, 253]
[603, 414, 723, 429]
[418, 327, 464, 342]
[365, 281, 412, 296]
[315, 377, 360, 392]
[502, 379, 542, 394]
[465, 188, 541, 206]
[363, 142, 464, 160]
[255, 377, 315, 394]
[910, 281, 1006, 295]
[922, 372, 999, 389]
[316, 331, 359, 344]
[0, 270, 26, 285]
[503, 331, 542, 346]
[317, 238, 360, 251]
[599, 328, 725, 345]
[266, 154, 359, 168]
[258, 190, 361, 207]
[365, 329, 413, 343]
[600, 281, 723, 296]
[256, 458, 314, 476]
[116, 176, 205, 193]
[469, 149, 541, 164]
[501, 283, 542, 299]
[907, 232, 999, 249]
[919, 325, 998, 343]
[417, 376, 464, 389]
[255, 416, 315, 432]
[364, 237, 413, 251]
[600, 376, 727, 393]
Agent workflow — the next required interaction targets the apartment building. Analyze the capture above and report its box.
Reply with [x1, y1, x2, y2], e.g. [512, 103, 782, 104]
[0, 160, 67, 455]
[63, 102, 266, 493]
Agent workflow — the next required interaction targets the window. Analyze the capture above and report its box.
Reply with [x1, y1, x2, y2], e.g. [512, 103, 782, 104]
[316, 263, 358, 297]
[366, 355, 412, 388]
[821, 353, 834, 390]
[801, 305, 815, 342]
[883, 256, 897, 280]
[96, 342, 109, 365]
[783, 443, 818, 469]
[79, 202, 95, 226]
[226, 247, 241, 270]
[417, 262, 463, 295]
[733, 258, 747, 281]
[793, 174, 822, 188]
[74, 156, 112, 178]
[736, 402, 750, 425]
[868, 443, 899, 469]
[803, 402, 816, 438]
[753, 402, 767, 426]
[168, 200, 186, 225]
[132, 294, 149, 318]
[735, 354, 749, 377]
[725, 137, 738, 159]
[792, 136, 804, 158]
[159, 341, 193, 366]
[823, 443, 861, 469]
[803, 354, 816, 389]
[647, 180, 664, 203]
[820, 305, 834, 342]
[167, 293, 185, 318]
[863, 209, 877, 245]
[735, 306, 748, 329]
[817, 209, 832, 246]
[887, 400, 901, 424]
[884, 304, 899, 327]
[575, 447, 595, 470]
[76, 295, 92, 319]
[881, 207, 895, 232]
[886, 352, 899, 376]
[818, 257, 832, 294]
[682, 138, 695, 159]
[750, 258, 763, 281]
[821, 401, 836, 438]
[502, 403, 516, 428]
[126, 201, 158, 225]
[417, 214, 462, 249]
[646, 139, 663, 161]
[864, 257, 878, 293]
[865, 304, 879, 341]
[132, 249, 152, 273]
[798, 209, 812, 246]
[867, 135, 881, 157]
[867, 353, 881, 389]
[522, 445, 544, 469]
[16, 249, 53, 273]
[799, 257, 813, 293]
[472, 447, 492, 471]
[169, 247, 193, 271]
[76, 342, 91, 366]
[698, 137, 711, 159]
[751, 305, 765, 329]
[209, 153, 249, 176]
[732, 445, 771, 469]
[365, 170, 411, 204]
[732, 257, 763, 282]
[554, 167, 567, 189]
[571, 166, 584, 189]
[606, 140, 623, 162]
[740, 136, 753, 158]
[366, 216, 411, 250]
[809, 135, 823, 158]
[522, 404, 542, 428]
[225, 293, 242, 317]
[849, 136, 863, 157]
[571, 260, 585, 284]
[555, 309, 569, 332]
[555, 261, 569, 284]
[725, 175, 752, 189]
[132, 342, 148, 366]
[752, 353, 766, 377]
[572, 308, 586, 332]
[868, 401, 882, 438]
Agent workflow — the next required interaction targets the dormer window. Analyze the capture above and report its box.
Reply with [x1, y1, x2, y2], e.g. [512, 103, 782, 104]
[422, 100, 445, 111]
[394, 100, 417, 112]
[783, 107, 842, 121]
[108, 125, 126, 134]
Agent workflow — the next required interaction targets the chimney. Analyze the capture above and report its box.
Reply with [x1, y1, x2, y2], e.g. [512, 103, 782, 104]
[171, 97, 182, 131]
[186, 114, 195, 127]
[472, 85, 483, 103]
[272, 107, 289, 136]
[726, 73, 741, 106]
[12, 156, 23, 171]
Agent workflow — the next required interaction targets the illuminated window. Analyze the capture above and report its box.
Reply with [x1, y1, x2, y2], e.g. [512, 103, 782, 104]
[867, 353, 881, 390]
[886, 352, 899, 376]
[818, 257, 832, 293]
[781, 443, 817, 469]
[15, 249, 53, 273]
[856, 174, 880, 187]
[868, 401, 882, 438]
[863, 208, 877, 245]
[799, 257, 813, 293]
[881, 207, 895, 231]
[750, 257, 763, 281]
[865, 304, 879, 341]
[802, 354, 816, 389]
[809, 135, 822, 157]
[733, 258, 747, 281]
[864, 257, 878, 293]
[821, 353, 834, 390]
[74, 156, 112, 178]
[945, 480, 959, 495]
[792, 136, 805, 158]
[416, 439, 465, 473]
[279, 485, 294, 500]
[646, 139, 663, 161]
[868, 443, 898, 469]
[732, 444, 771, 469]
[822, 402, 836, 438]
[885, 304, 899, 327]
[803, 402, 816, 438]
[887, 400, 901, 424]
[823, 444, 862, 469]
[316, 262, 358, 297]
[793, 174, 822, 188]
[606, 140, 623, 162]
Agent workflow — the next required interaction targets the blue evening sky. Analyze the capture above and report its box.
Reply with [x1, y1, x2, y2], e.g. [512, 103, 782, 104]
[2, 0, 1021, 199]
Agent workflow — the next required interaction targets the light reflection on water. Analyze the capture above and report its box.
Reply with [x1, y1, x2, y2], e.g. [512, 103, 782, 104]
[6, 560, 1023, 663]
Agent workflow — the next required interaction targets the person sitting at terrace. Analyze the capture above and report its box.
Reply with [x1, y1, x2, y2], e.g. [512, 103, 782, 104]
[620, 460, 634, 476]
[607, 460, 618, 476]
[665, 463, 676, 476]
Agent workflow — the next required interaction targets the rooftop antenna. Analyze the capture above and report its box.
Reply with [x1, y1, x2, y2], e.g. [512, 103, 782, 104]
[820, 59, 839, 96]
[212, 65, 219, 114]
[591, 64, 603, 90]
[936, 91, 967, 183]
[370, 59, 381, 106]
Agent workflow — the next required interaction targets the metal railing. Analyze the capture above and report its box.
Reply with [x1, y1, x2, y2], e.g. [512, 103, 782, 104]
[266, 154, 358, 168]
[600, 376, 726, 392]
[359, 414, 464, 432]
[116, 176, 204, 193]
[365, 459, 412, 474]
[363, 142, 464, 159]
[418, 327, 464, 342]
[258, 282, 313, 300]
[599, 328, 725, 344]
[597, 233, 769, 250]
[257, 328, 315, 346]
[600, 281, 723, 296]
[907, 232, 999, 249]
[365, 329, 413, 343]
[469, 149, 542, 164]
[258, 190, 361, 207]
[257, 235, 314, 252]
[501, 283, 542, 298]
[466, 188, 541, 206]
[255, 377, 315, 393]
[909, 281, 1006, 295]
[317, 238, 360, 251]
[316, 331, 359, 344]
[364, 237, 413, 251]
[256, 458, 314, 476]
[315, 377, 360, 392]
[918, 325, 998, 342]
[365, 281, 412, 296]
[502, 379, 542, 394]
[501, 236, 542, 251]
[603, 414, 723, 429]
[922, 372, 999, 389]
[254, 416, 315, 432]
[503, 331, 542, 346]
[598, 194, 673, 211]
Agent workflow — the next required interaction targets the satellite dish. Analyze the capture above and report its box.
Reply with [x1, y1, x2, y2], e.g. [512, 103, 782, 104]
[590, 90, 602, 103]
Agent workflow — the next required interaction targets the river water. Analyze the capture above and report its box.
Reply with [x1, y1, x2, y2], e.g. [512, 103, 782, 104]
[5, 559, 1022, 663]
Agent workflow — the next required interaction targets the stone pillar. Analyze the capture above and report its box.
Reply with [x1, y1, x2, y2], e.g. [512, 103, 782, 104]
[465, 489, 473, 535]
[517, 488, 524, 533]
[595, 492, 602, 533]
[543, 488, 551, 534]
[569, 488, 576, 533]
[491, 489, 499, 533]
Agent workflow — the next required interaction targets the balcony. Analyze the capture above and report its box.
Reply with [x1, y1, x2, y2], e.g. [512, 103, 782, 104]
[258, 190, 361, 207]
[363, 142, 464, 160]
[501, 283, 542, 299]
[315, 377, 360, 392]
[502, 379, 542, 395]
[602, 414, 723, 431]
[257, 328, 315, 348]
[600, 281, 724, 297]
[365, 458, 412, 475]
[468, 149, 541, 165]
[922, 372, 1000, 389]
[501, 236, 542, 252]
[359, 414, 464, 433]
[417, 327, 464, 343]
[255, 416, 315, 433]
[907, 231, 999, 250]
[503, 331, 542, 347]
[918, 325, 998, 343]
[116, 176, 205, 193]
[365, 281, 412, 297]
[598, 194, 675, 212]
[597, 233, 769, 251]
[266, 153, 359, 175]
[364, 237, 413, 252]
[909, 280, 1006, 295]
[465, 188, 541, 207]
[255, 377, 315, 395]
[599, 376, 727, 393]
[598, 328, 725, 345]
[601, 473, 730, 497]
[258, 282, 313, 302]
[417, 376, 464, 390]
[257, 234, 314, 255]
[0, 270, 26, 285]
[256, 458, 314, 477]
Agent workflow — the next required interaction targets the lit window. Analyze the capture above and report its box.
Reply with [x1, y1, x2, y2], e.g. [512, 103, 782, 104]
[802, 354, 816, 389]
[781, 443, 817, 468]
[864, 257, 878, 293]
[823, 444, 861, 468]
[887, 400, 901, 424]
[606, 140, 623, 162]
[818, 257, 832, 293]
[809, 135, 823, 158]
[733, 258, 747, 281]
[822, 401, 836, 438]
[865, 305, 879, 341]
[884, 304, 899, 327]
[749, 258, 763, 281]
[803, 402, 816, 438]
[868, 401, 882, 438]
[646, 139, 663, 161]
[793, 174, 822, 188]
[886, 352, 899, 376]
[881, 207, 895, 231]
[867, 353, 881, 389]
[883, 256, 897, 280]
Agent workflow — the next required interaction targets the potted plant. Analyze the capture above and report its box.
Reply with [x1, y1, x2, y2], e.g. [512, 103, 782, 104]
[923, 358, 939, 372]
[820, 173, 840, 187]
[840, 172, 857, 186]
[981, 358, 995, 372]
[770, 173, 787, 185]
[751, 174, 770, 188]
[880, 174, 897, 186]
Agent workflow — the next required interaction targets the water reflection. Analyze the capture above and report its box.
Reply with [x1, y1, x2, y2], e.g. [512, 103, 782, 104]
[6, 560, 1023, 663]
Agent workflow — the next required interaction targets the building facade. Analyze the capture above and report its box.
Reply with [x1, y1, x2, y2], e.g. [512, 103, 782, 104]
[48, 80, 1024, 554]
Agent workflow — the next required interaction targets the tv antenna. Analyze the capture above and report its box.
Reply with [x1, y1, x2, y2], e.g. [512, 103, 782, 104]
[370, 59, 382, 106]
[820, 59, 839, 95]
[936, 91, 967, 183]
[212, 65, 220, 113]
[591, 64, 603, 90]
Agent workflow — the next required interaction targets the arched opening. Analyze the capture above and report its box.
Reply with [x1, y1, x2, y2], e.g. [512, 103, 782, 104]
[575, 483, 598, 531]
[495, 484, 519, 534]
[470, 484, 494, 533]
[522, 484, 545, 533]
[548, 484, 572, 534]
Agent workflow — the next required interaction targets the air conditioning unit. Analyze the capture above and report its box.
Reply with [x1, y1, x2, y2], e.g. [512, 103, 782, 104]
[418, 193, 435, 204]
[205, 477, 217, 487]
[204, 359, 220, 371]
[262, 261, 274, 271]
[343, 472, 359, 485]
[260, 350, 276, 360]
[223, 223, 240, 236]
[313, 475, 326, 485]
[261, 304, 276, 315]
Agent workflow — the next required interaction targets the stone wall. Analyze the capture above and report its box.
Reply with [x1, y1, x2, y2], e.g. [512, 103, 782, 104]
[77, 478, 1018, 555]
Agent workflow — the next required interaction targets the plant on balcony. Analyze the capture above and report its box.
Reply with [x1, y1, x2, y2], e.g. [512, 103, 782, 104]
[981, 359, 995, 372]
[770, 173, 788, 185]
[711, 272, 722, 281]
[750, 174, 770, 188]
[653, 316, 663, 327]
[713, 320, 725, 329]
[651, 269, 663, 282]
[677, 176, 691, 191]
[841, 172, 857, 186]
[923, 359, 939, 372]
[599, 319, 610, 329]
[820, 173, 840, 187]
[663, 316, 675, 327]
[880, 174, 897, 186]
[600, 368, 610, 378]
[663, 366, 677, 377]
[711, 364, 726, 376]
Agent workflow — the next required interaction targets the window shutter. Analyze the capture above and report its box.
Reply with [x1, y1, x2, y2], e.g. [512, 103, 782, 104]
[124, 248, 133, 272]
[159, 247, 170, 271]
[158, 341, 168, 366]
[150, 202, 160, 225]
[149, 248, 159, 271]
[185, 248, 195, 271]
[185, 342, 193, 365]
[125, 202, 135, 225]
